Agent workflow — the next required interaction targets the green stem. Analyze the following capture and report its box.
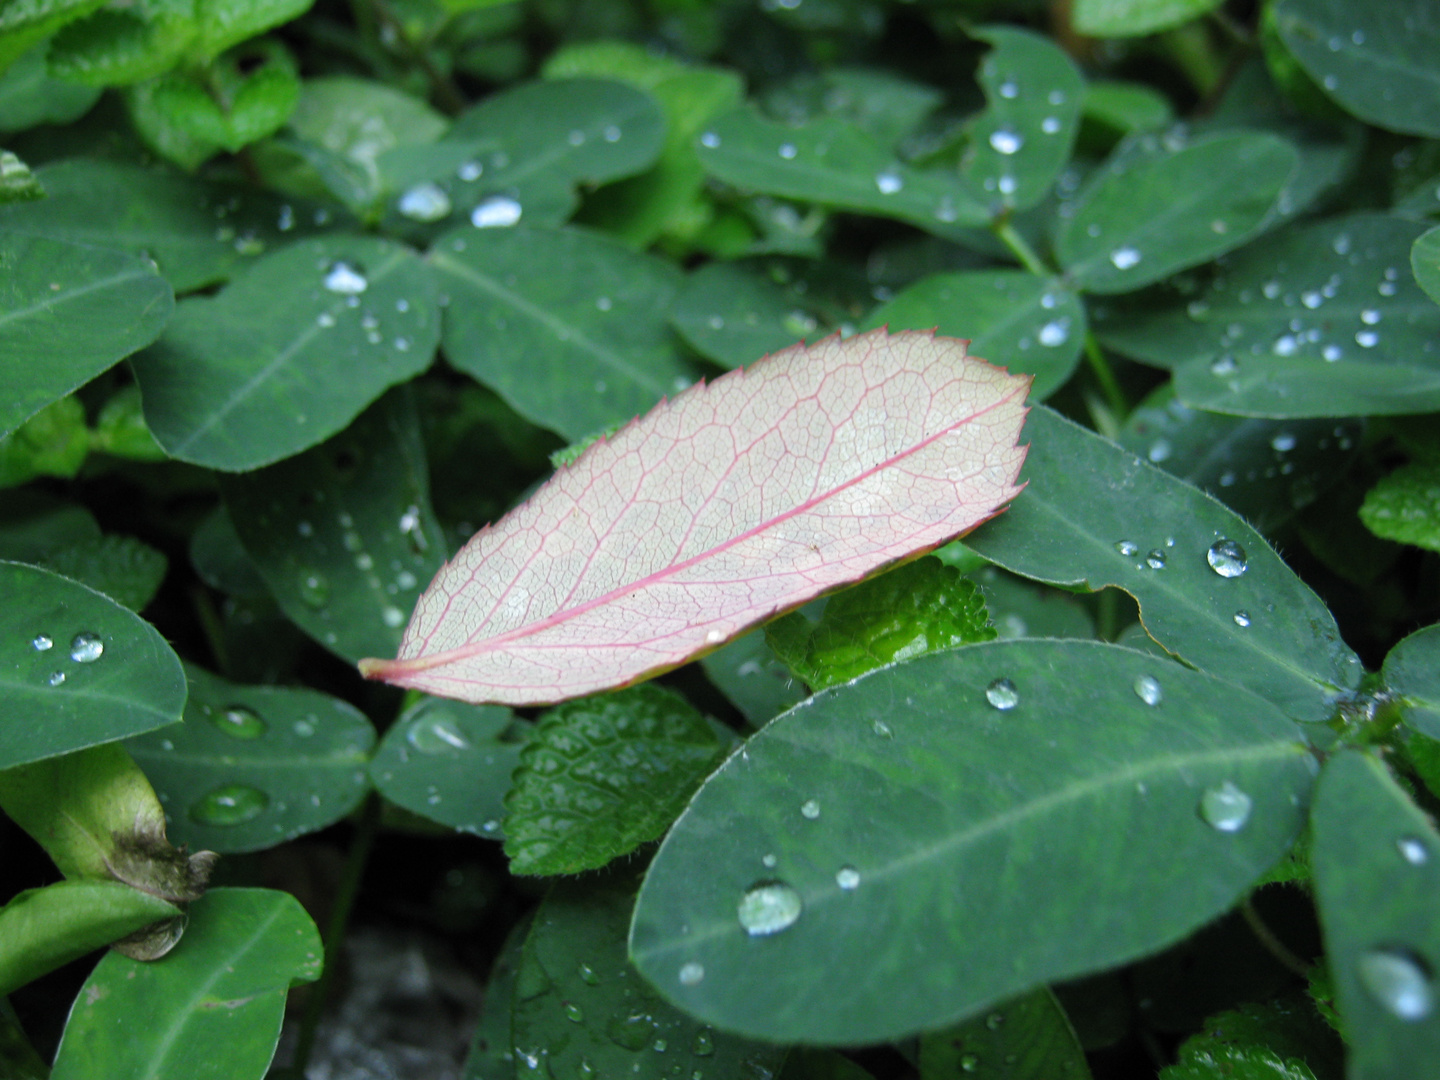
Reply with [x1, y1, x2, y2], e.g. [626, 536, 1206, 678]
[369, 0, 466, 114]
[1241, 897, 1311, 979]
[1095, 588, 1120, 643]
[1082, 331, 1127, 422]
[992, 219, 1050, 277]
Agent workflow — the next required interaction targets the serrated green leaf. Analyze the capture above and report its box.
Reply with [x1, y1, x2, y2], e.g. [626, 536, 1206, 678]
[504, 684, 724, 876]
[133, 234, 438, 470]
[1311, 752, 1440, 1078]
[1, 561, 186, 769]
[1412, 225, 1440, 306]
[0, 395, 88, 485]
[920, 988, 1091, 1080]
[0, 0, 107, 66]
[90, 385, 166, 461]
[1072, 0, 1223, 37]
[0, 40, 99, 129]
[630, 639, 1314, 1044]
[1158, 997, 1343, 1080]
[1382, 622, 1440, 741]
[700, 630, 808, 727]
[0, 148, 41, 201]
[32, 534, 168, 611]
[1360, 461, 1440, 553]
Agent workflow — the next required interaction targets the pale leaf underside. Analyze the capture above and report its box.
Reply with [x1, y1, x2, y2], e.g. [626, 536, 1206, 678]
[359, 329, 1031, 704]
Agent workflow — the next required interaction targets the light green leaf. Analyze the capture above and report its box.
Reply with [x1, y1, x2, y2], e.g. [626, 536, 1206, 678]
[1072, 0, 1223, 37]
[1159, 997, 1340, 1080]
[0, 149, 41, 201]
[430, 224, 699, 441]
[630, 639, 1314, 1044]
[48, 5, 195, 86]
[194, 0, 313, 59]
[49, 888, 322, 1080]
[0, 396, 88, 485]
[1311, 752, 1440, 1078]
[133, 234, 438, 470]
[0, 232, 172, 438]
[0, 0, 107, 71]
[1382, 622, 1440, 741]
[964, 407, 1361, 722]
[1412, 225, 1440, 306]
[920, 988, 1091, 1080]
[0, 40, 99, 129]
[1360, 462, 1440, 553]
[1, 561, 186, 770]
[90, 385, 166, 461]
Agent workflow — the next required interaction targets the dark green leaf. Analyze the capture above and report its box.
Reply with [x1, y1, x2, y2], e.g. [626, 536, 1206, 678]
[461, 913, 528, 1080]
[1382, 622, 1440, 741]
[700, 630, 808, 727]
[1158, 997, 1343, 1080]
[189, 505, 270, 598]
[669, 259, 831, 369]
[32, 533, 168, 612]
[968, 565, 1095, 640]
[0, 490, 99, 562]
[1360, 461, 1440, 552]
[1412, 225, 1440, 306]
[919, 988, 1091, 1080]
[630, 639, 1315, 1044]
[0, 41, 99, 129]
[1072, 0, 1223, 37]
[1081, 80, 1174, 140]
[760, 67, 941, 148]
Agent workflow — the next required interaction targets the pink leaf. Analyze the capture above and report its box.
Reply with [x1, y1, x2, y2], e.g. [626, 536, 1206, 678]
[359, 329, 1030, 705]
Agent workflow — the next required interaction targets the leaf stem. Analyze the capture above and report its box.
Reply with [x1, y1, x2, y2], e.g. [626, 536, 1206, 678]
[992, 219, 1051, 277]
[1082, 331, 1128, 422]
[1240, 896, 1311, 979]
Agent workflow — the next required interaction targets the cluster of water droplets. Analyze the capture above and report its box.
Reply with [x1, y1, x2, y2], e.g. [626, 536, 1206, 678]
[31, 630, 104, 687]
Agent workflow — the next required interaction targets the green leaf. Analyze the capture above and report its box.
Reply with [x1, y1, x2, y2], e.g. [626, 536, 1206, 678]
[1081, 80, 1175, 140]
[969, 565, 1095, 641]
[0, 40, 99, 129]
[629, 638, 1315, 1044]
[430, 224, 699, 441]
[863, 270, 1084, 400]
[919, 988, 1091, 1080]
[369, 696, 525, 839]
[0, 149, 41, 202]
[48, 5, 195, 86]
[133, 234, 438, 470]
[90, 385, 167, 461]
[1055, 132, 1297, 294]
[517, 868, 787, 1080]
[461, 913, 528, 1080]
[193, 0, 313, 59]
[1412, 224, 1440, 306]
[1311, 752, 1440, 1077]
[0, 395, 88, 485]
[126, 662, 375, 854]
[49, 887, 323, 1080]
[760, 67, 942, 149]
[965, 407, 1360, 722]
[1360, 461, 1440, 553]
[697, 106, 991, 233]
[504, 685, 725, 876]
[0, 880, 180, 998]
[766, 557, 996, 691]
[1159, 997, 1342, 1080]
[1382, 622, 1440, 741]
[960, 27, 1085, 213]
[189, 505, 270, 598]
[0, 490, 98, 562]
[1072, 0, 1223, 37]
[0, 232, 172, 438]
[217, 388, 446, 663]
[1274, 0, 1440, 138]
[700, 630, 808, 727]
[1, 561, 186, 769]
[0, 0, 107, 71]
[32, 534, 168, 612]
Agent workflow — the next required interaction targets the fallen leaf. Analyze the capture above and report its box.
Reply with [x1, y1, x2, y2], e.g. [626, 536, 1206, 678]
[359, 329, 1030, 704]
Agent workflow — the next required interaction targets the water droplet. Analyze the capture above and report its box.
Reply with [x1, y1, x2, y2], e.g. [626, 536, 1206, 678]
[872, 719, 893, 738]
[800, 799, 820, 820]
[960, 1054, 979, 1072]
[997, 79, 1018, 98]
[567, 129, 586, 147]
[693, 1031, 714, 1056]
[679, 962, 704, 986]
[1145, 549, 1167, 570]
[738, 881, 803, 936]
[564, 1002, 585, 1023]
[783, 309, 817, 337]
[213, 705, 266, 739]
[1271, 433, 1296, 452]
[457, 160, 483, 181]
[761, 853, 778, 868]
[1211, 355, 1238, 376]
[875, 171, 903, 195]
[989, 127, 1023, 154]
[1109, 246, 1142, 270]
[1040, 115, 1062, 134]
[1038, 318, 1070, 347]
[700, 131, 720, 149]
[323, 261, 368, 295]
[397, 182, 452, 222]
[986, 677, 1019, 710]
[778, 142, 798, 160]
[299, 570, 331, 607]
[293, 718, 315, 737]
[472, 196, 522, 228]
[1133, 675, 1162, 705]
[1199, 781, 1252, 832]
[277, 205, 295, 231]
[1357, 948, 1434, 1020]
[382, 605, 405, 628]
[596, 296, 613, 312]
[1115, 540, 1139, 557]
[1234, 611, 1252, 627]
[1206, 539, 1248, 578]
[48, 670, 66, 686]
[603, 125, 622, 142]
[1356, 330, 1379, 348]
[1148, 438, 1172, 463]
[31, 634, 52, 651]
[68, 632, 103, 663]
[985, 1012, 1004, 1030]
[579, 962, 601, 985]
[407, 714, 471, 754]
[653, 1038, 668, 1052]
[190, 783, 268, 826]
[835, 866, 860, 890]
[1397, 837, 1430, 865]
[1323, 344, 1343, 361]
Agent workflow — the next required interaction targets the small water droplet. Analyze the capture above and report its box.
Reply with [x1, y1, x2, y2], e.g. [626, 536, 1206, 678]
[457, 161, 483, 181]
[985, 1012, 1004, 1030]
[603, 125, 621, 142]
[213, 705, 266, 739]
[872, 719, 893, 737]
[397, 182, 452, 222]
[1356, 330, 1379, 348]
[1145, 549, 1167, 570]
[875, 171, 903, 195]
[738, 881, 803, 936]
[1357, 948, 1434, 1020]
[579, 962, 601, 985]
[277, 205, 295, 231]
[1109, 246, 1142, 270]
[564, 1002, 585, 1023]
[190, 783, 268, 826]
[800, 799, 820, 820]
[323, 261, 368, 295]
[47, 670, 66, 686]
[407, 714, 471, 754]
[1271, 433, 1297, 452]
[1211, 355, 1238, 375]
[1038, 318, 1070, 347]
[299, 570, 331, 607]
[960, 1055, 979, 1073]
[1323, 344, 1343, 361]
[679, 962, 704, 986]
[1206, 539, 1248, 578]
[997, 79, 1018, 98]
[778, 142, 797, 160]
[293, 718, 316, 737]
[761, 853, 778, 868]
[693, 1031, 714, 1056]
[472, 196, 522, 228]
[31, 634, 52, 651]
[1148, 438, 1172, 463]
[1397, 837, 1429, 865]
[1040, 115, 1062, 134]
[382, 605, 405, 628]
[1234, 611, 1252, 627]
[989, 127, 1023, 154]
[1115, 540, 1139, 556]
[1199, 781, 1252, 832]
[986, 677, 1019, 710]
[783, 309, 817, 337]
[1133, 675, 1162, 705]
[835, 866, 860, 890]
[68, 632, 104, 663]
[700, 131, 720, 149]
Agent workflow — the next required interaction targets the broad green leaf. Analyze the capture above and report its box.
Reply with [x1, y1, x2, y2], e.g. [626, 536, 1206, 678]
[32, 534, 168, 612]
[0, 158, 318, 293]
[218, 388, 446, 663]
[369, 696, 525, 838]
[0, 149, 41, 201]
[1072, 0, 1223, 37]
[960, 27, 1085, 213]
[360, 330, 1029, 705]
[697, 107, 990, 233]
[429, 224, 698, 441]
[965, 407, 1361, 722]
[461, 913, 528, 1080]
[133, 234, 438, 470]
[1311, 752, 1440, 1077]
[1274, 0, 1440, 138]
[126, 662, 374, 854]
[516, 869, 787, 1080]
[1055, 131, 1296, 294]
[1, 561, 186, 769]
[863, 270, 1085, 400]
[629, 638, 1315, 1044]
[504, 684, 725, 875]
[0, 881, 180, 998]
[0, 396, 88, 484]
[919, 988, 1090, 1080]
[700, 630, 808, 726]
[766, 556, 995, 691]
[1081, 80, 1174, 140]
[49, 888, 322, 1080]
[1159, 997, 1342, 1080]
[0, 232, 172, 438]
[1360, 462, 1440, 553]
[0, 41, 99, 129]
[1412, 225, 1440, 306]
[189, 506, 269, 598]
[969, 564, 1095, 640]
[1382, 622, 1440, 741]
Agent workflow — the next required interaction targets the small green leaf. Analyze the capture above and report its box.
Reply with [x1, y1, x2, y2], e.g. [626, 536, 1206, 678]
[0, 41, 99, 129]
[0, 396, 88, 485]
[1360, 461, 1440, 553]
[919, 988, 1091, 1080]
[1072, 0, 1223, 37]
[193, 0, 314, 60]
[0, 149, 42, 202]
[133, 234, 438, 470]
[504, 684, 725, 876]
[1, 561, 186, 770]
[90, 385, 166, 461]
[1412, 225, 1440, 306]
[1382, 622, 1440, 741]
[1311, 752, 1440, 1077]
[48, 5, 195, 86]
[49, 888, 322, 1080]
[1158, 997, 1342, 1080]
[700, 630, 808, 727]
[31, 533, 168, 612]
[1082, 80, 1175, 140]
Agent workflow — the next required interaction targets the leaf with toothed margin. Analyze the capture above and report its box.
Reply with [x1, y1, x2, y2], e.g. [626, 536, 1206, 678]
[358, 329, 1031, 706]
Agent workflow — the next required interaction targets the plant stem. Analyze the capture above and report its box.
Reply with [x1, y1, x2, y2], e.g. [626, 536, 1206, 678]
[1082, 331, 1127, 421]
[369, 0, 467, 114]
[992, 219, 1051, 277]
[1241, 897, 1311, 979]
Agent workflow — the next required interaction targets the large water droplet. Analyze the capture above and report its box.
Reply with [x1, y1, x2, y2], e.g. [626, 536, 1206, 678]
[1133, 675, 1162, 706]
[1397, 837, 1430, 865]
[1109, 246, 1142, 270]
[989, 127, 1023, 154]
[1115, 540, 1139, 557]
[213, 705, 266, 740]
[986, 677, 1019, 710]
[1206, 539, 1249, 578]
[1357, 948, 1434, 1020]
[32, 634, 53, 651]
[738, 881, 803, 936]
[835, 866, 860, 890]
[382, 605, 405, 628]
[69, 632, 103, 663]
[190, 783, 268, 826]
[678, 962, 704, 986]
[299, 569, 331, 608]
[875, 171, 903, 195]
[407, 714, 472, 754]
[323, 261, 368, 295]
[1199, 781, 1252, 832]
[800, 799, 820, 820]
[1234, 611, 1252, 627]
[397, 182, 452, 222]
[1145, 549, 1167, 570]
[472, 196, 522, 228]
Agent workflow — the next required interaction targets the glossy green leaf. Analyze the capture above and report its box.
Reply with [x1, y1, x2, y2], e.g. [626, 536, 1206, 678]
[1274, 0, 1440, 138]
[863, 270, 1084, 400]
[504, 684, 725, 876]
[32, 534, 168, 612]
[1360, 461, 1440, 553]
[0, 396, 88, 484]
[630, 638, 1315, 1044]
[1382, 622, 1440, 741]
[1311, 752, 1440, 1078]
[517, 869, 787, 1080]
[49, 888, 323, 1080]
[0, 232, 172, 438]
[126, 663, 374, 854]
[766, 557, 995, 691]
[370, 696, 525, 839]
[133, 234, 438, 470]
[963, 407, 1361, 722]
[697, 107, 990, 232]
[430, 224, 698, 441]
[1412, 225, 1440, 306]
[0, 41, 99, 129]
[960, 27, 1084, 213]
[0, 880, 180, 998]
[48, 5, 195, 86]
[1, 561, 185, 769]
[461, 913, 528, 1080]
[1055, 132, 1296, 294]
[1159, 997, 1341, 1080]
[919, 988, 1090, 1080]
[218, 389, 446, 663]
[1072, 0, 1222, 37]
[700, 630, 808, 727]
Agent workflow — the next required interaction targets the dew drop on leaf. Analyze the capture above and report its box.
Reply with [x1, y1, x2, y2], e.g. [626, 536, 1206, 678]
[564, 1002, 584, 1023]
[835, 865, 860, 890]
[738, 880, 803, 936]
[800, 799, 820, 820]
[190, 783, 268, 826]
[985, 677, 1019, 710]
[1041, 116, 1061, 134]
[989, 127, 1023, 154]
[472, 196, 522, 228]
[1271, 433, 1296, 452]
[1206, 539, 1248, 578]
[872, 719, 893, 738]
[960, 1055, 979, 1072]
[693, 1031, 714, 1056]
[1038, 318, 1070, 347]
[69, 632, 103, 663]
[1133, 675, 1162, 706]
[1114, 540, 1139, 557]
[48, 671, 65, 686]
[382, 605, 406, 628]
[1109, 246, 1142, 270]
[679, 962, 704, 986]
[31, 634, 52, 651]
[397, 182, 451, 222]
[1145, 549, 1167, 569]
[323, 261, 368, 295]
[1198, 781, 1252, 832]
[875, 172, 903, 195]
[778, 143, 797, 160]
[1397, 837, 1430, 865]
[213, 705, 266, 739]
[578, 962, 601, 985]
[299, 569, 331, 607]
[1234, 611, 1252, 627]
[700, 131, 720, 149]
[406, 714, 471, 754]
[1357, 948, 1434, 1020]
